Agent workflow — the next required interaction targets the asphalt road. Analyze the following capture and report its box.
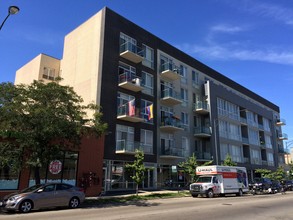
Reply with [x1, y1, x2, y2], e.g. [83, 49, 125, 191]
[1, 192, 293, 220]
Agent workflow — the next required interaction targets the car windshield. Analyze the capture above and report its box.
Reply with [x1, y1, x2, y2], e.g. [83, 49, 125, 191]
[21, 184, 44, 193]
[196, 176, 212, 183]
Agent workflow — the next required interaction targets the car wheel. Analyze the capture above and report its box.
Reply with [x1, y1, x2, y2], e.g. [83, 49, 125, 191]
[191, 194, 198, 198]
[19, 200, 33, 213]
[207, 189, 214, 198]
[69, 197, 80, 208]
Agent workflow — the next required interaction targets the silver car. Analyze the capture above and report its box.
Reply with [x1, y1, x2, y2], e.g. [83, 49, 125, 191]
[0, 183, 85, 213]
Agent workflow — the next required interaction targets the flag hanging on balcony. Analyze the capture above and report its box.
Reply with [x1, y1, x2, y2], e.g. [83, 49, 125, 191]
[146, 104, 153, 120]
[128, 99, 135, 116]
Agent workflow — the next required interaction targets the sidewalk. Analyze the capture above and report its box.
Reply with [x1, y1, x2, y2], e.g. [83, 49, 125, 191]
[86, 189, 189, 200]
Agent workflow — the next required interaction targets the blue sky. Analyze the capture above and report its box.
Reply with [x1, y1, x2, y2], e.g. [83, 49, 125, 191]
[1, 0, 293, 148]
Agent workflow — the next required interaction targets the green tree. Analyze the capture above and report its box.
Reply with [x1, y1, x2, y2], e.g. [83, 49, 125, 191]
[0, 80, 107, 184]
[125, 149, 146, 196]
[178, 153, 212, 183]
[222, 153, 237, 166]
[255, 168, 273, 179]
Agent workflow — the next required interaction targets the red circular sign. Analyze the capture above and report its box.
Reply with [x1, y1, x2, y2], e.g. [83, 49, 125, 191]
[49, 160, 62, 174]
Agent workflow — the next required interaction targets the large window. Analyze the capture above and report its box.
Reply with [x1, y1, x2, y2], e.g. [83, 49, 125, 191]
[217, 98, 239, 120]
[29, 152, 78, 186]
[0, 165, 19, 190]
[182, 137, 189, 157]
[248, 128, 260, 146]
[116, 124, 134, 152]
[141, 71, 154, 96]
[140, 129, 153, 154]
[120, 32, 137, 53]
[118, 62, 136, 83]
[220, 143, 242, 162]
[219, 120, 241, 141]
[265, 135, 272, 148]
[267, 153, 274, 166]
[247, 111, 258, 127]
[251, 149, 261, 165]
[142, 44, 154, 69]
[263, 118, 271, 132]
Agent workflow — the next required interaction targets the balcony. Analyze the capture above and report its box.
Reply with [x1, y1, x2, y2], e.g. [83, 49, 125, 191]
[160, 117, 183, 132]
[161, 88, 182, 106]
[195, 152, 212, 161]
[193, 101, 209, 114]
[160, 147, 184, 159]
[118, 72, 143, 92]
[276, 118, 286, 126]
[160, 62, 181, 81]
[116, 140, 140, 154]
[278, 133, 288, 140]
[193, 126, 211, 138]
[120, 41, 144, 63]
[117, 104, 144, 123]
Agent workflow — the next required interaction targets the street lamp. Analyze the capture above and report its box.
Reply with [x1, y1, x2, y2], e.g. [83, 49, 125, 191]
[0, 6, 20, 31]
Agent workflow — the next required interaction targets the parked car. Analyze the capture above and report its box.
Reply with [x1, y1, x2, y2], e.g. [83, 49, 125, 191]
[271, 180, 282, 193]
[0, 183, 85, 213]
[284, 180, 293, 191]
[249, 178, 272, 194]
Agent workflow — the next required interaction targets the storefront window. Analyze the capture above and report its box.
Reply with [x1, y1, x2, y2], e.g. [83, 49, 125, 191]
[0, 165, 19, 190]
[29, 151, 78, 186]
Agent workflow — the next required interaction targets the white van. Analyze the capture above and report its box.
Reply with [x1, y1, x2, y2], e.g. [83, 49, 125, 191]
[189, 165, 249, 198]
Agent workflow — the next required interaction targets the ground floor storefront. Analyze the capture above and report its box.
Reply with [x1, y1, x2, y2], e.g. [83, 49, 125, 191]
[0, 135, 104, 198]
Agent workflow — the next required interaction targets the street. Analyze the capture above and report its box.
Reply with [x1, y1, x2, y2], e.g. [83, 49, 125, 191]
[1, 192, 293, 220]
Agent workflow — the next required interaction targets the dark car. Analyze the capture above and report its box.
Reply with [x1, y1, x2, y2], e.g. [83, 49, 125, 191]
[271, 180, 282, 193]
[249, 178, 272, 193]
[0, 183, 85, 213]
[284, 180, 293, 191]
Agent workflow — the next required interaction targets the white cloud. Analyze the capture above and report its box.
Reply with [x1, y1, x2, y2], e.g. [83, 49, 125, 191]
[210, 24, 247, 33]
[177, 43, 293, 66]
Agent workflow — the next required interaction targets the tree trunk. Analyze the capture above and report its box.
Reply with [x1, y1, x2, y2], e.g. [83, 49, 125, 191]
[34, 166, 41, 185]
[136, 183, 139, 196]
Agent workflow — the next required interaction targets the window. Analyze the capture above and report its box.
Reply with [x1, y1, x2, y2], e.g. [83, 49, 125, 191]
[43, 67, 56, 80]
[117, 92, 135, 116]
[120, 33, 137, 53]
[248, 128, 259, 146]
[220, 143, 229, 160]
[267, 153, 274, 166]
[181, 112, 189, 130]
[217, 98, 239, 120]
[247, 111, 258, 127]
[251, 149, 261, 165]
[265, 135, 272, 148]
[192, 70, 199, 87]
[118, 62, 136, 83]
[140, 129, 153, 154]
[116, 124, 134, 152]
[142, 44, 154, 69]
[160, 133, 174, 155]
[231, 145, 242, 162]
[141, 99, 154, 123]
[263, 118, 271, 132]
[180, 65, 187, 84]
[0, 164, 19, 190]
[180, 88, 188, 107]
[182, 137, 189, 157]
[141, 71, 154, 96]
[29, 152, 78, 186]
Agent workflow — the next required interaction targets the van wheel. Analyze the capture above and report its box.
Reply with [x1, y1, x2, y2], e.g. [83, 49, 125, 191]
[237, 189, 243, 196]
[207, 189, 214, 198]
[191, 194, 198, 198]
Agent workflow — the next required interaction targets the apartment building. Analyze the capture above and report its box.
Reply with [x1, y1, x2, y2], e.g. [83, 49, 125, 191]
[13, 7, 287, 194]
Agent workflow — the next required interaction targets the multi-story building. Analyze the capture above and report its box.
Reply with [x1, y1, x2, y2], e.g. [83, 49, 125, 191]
[13, 7, 287, 194]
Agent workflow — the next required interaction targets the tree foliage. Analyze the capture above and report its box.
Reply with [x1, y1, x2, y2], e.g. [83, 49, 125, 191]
[125, 149, 147, 196]
[222, 153, 237, 166]
[255, 166, 286, 181]
[178, 153, 213, 183]
[0, 80, 107, 184]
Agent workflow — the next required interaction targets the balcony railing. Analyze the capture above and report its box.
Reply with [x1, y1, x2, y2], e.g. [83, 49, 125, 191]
[118, 71, 143, 92]
[160, 62, 181, 81]
[160, 147, 184, 158]
[117, 104, 144, 123]
[120, 41, 144, 63]
[278, 133, 288, 140]
[116, 140, 138, 154]
[161, 88, 182, 106]
[195, 152, 212, 160]
[193, 101, 209, 114]
[276, 118, 286, 126]
[160, 117, 183, 132]
[193, 126, 211, 138]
